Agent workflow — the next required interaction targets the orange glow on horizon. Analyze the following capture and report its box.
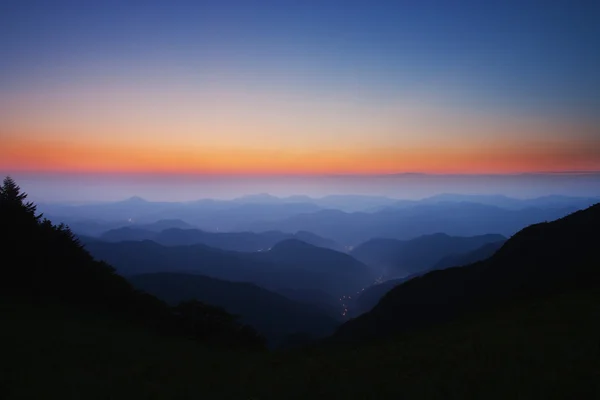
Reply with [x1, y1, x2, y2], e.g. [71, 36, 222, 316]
[2, 137, 599, 176]
[3, 83, 599, 177]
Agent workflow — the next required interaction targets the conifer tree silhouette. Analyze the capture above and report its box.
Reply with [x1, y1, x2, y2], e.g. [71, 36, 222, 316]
[0, 176, 266, 350]
[0, 176, 42, 220]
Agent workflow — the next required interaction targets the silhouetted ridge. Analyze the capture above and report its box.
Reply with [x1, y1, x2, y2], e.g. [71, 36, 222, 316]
[253, 239, 375, 296]
[97, 226, 343, 252]
[0, 176, 265, 350]
[84, 236, 371, 299]
[432, 240, 506, 270]
[351, 233, 506, 277]
[122, 196, 147, 204]
[128, 272, 339, 347]
[141, 219, 194, 231]
[247, 202, 579, 245]
[334, 203, 600, 343]
[100, 227, 155, 242]
[265, 239, 372, 276]
[351, 239, 507, 316]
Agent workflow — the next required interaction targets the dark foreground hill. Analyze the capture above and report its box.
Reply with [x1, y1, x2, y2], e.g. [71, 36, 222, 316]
[128, 272, 339, 346]
[4, 284, 599, 398]
[334, 203, 600, 343]
[0, 177, 266, 350]
[351, 240, 507, 316]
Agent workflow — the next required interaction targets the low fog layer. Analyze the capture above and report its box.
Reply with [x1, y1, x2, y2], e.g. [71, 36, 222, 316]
[14, 172, 600, 203]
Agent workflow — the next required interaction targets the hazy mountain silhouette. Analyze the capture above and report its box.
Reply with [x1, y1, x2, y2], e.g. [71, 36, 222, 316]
[308, 195, 397, 212]
[39, 197, 178, 221]
[138, 219, 195, 231]
[100, 227, 156, 242]
[294, 230, 346, 252]
[41, 194, 597, 242]
[406, 194, 600, 210]
[202, 203, 322, 231]
[122, 195, 148, 204]
[432, 239, 506, 270]
[351, 233, 506, 276]
[351, 240, 506, 316]
[40, 199, 322, 232]
[369, 194, 600, 212]
[334, 203, 600, 343]
[245, 202, 578, 245]
[231, 193, 284, 204]
[61, 218, 194, 238]
[83, 239, 372, 298]
[98, 227, 344, 252]
[229, 193, 397, 212]
[260, 239, 365, 274]
[128, 272, 339, 346]
[224, 193, 599, 213]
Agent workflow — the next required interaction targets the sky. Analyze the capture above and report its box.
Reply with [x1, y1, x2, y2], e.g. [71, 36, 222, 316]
[1, 0, 600, 199]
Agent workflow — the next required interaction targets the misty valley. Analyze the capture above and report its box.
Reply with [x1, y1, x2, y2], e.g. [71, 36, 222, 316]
[39, 193, 596, 331]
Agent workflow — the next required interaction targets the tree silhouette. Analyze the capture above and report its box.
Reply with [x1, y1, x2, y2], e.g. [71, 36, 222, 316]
[0, 176, 42, 221]
[0, 176, 266, 350]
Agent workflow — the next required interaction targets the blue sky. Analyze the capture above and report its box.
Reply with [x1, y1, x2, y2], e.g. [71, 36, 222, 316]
[1, 0, 599, 199]
[3, 0, 599, 115]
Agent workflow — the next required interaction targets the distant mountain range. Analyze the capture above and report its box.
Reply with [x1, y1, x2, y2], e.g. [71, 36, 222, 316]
[98, 227, 345, 252]
[41, 200, 322, 233]
[351, 233, 506, 277]
[380, 194, 600, 211]
[252, 239, 372, 287]
[246, 202, 582, 245]
[82, 239, 374, 299]
[40, 194, 599, 242]
[231, 193, 399, 212]
[334, 202, 600, 343]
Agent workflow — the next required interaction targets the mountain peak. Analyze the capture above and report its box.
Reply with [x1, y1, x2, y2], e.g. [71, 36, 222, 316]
[122, 196, 147, 203]
[233, 193, 281, 203]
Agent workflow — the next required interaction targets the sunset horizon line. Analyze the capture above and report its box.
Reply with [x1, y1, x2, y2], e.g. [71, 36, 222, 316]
[5, 170, 600, 178]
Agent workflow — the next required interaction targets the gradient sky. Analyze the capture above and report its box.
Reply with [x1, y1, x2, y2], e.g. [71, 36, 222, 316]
[1, 0, 600, 178]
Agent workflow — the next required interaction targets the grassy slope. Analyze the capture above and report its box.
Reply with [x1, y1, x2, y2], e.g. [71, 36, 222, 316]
[0, 297, 263, 399]
[2, 289, 600, 399]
